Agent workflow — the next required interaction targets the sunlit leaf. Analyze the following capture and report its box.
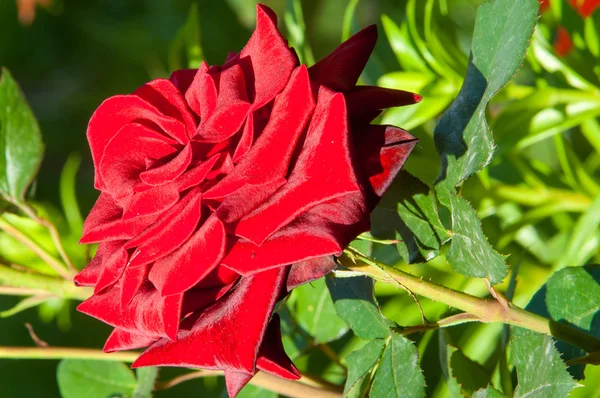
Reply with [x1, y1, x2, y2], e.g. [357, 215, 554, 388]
[57, 360, 137, 398]
[510, 328, 578, 398]
[343, 339, 386, 398]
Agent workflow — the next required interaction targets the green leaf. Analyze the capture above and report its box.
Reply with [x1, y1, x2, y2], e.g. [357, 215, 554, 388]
[472, 386, 507, 398]
[545, 266, 600, 334]
[326, 276, 393, 339]
[371, 171, 451, 264]
[510, 328, 578, 398]
[370, 333, 425, 398]
[526, 266, 600, 378]
[57, 360, 137, 398]
[168, 3, 203, 72]
[448, 194, 507, 284]
[439, 330, 491, 397]
[0, 68, 44, 204]
[344, 339, 386, 398]
[294, 277, 349, 344]
[132, 367, 158, 398]
[434, 0, 539, 199]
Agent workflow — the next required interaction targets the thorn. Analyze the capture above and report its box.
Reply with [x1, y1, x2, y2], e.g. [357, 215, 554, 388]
[485, 279, 510, 311]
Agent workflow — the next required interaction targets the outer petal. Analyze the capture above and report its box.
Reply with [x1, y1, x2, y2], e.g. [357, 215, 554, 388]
[168, 68, 197, 94]
[148, 215, 227, 296]
[308, 25, 377, 92]
[204, 66, 315, 200]
[93, 243, 129, 294]
[87, 95, 185, 189]
[353, 125, 418, 209]
[256, 314, 300, 380]
[77, 282, 183, 340]
[240, 5, 297, 109]
[185, 62, 217, 120]
[233, 88, 360, 245]
[74, 240, 124, 287]
[346, 86, 422, 116]
[134, 78, 197, 138]
[99, 123, 178, 199]
[131, 267, 289, 374]
[80, 193, 160, 244]
[104, 328, 157, 353]
[286, 256, 337, 291]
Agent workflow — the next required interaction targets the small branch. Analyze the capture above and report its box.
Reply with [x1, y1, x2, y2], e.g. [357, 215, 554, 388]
[0, 265, 91, 301]
[0, 217, 73, 280]
[0, 346, 343, 398]
[0, 286, 49, 296]
[399, 313, 481, 336]
[15, 202, 77, 275]
[339, 251, 600, 354]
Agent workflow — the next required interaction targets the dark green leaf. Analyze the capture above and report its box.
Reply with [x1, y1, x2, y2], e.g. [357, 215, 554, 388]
[439, 330, 491, 397]
[294, 278, 348, 344]
[0, 68, 44, 203]
[448, 194, 507, 284]
[434, 0, 539, 199]
[344, 339, 386, 398]
[132, 367, 158, 398]
[326, 276, 393, 339]
[510, 328, 578, 398]
[371, 171, 451, 264]
[370, 333, 425, 398]
[526, 266, 600, 378]
[57, 360, 137, 398]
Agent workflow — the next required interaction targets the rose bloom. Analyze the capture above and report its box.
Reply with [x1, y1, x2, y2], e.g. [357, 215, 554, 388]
[75, 4, 419, 396]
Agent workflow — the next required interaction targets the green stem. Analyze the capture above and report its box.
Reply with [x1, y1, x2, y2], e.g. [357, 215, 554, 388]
[0, 346, 343, 398]
[0, 265, 90, 301]
[339, 250, 600, 353]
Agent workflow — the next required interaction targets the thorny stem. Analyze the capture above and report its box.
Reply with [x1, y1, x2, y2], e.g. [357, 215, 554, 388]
[0, 217, 73, 280]
[339, 249, 600, 354]
[0, 346, 343, 398]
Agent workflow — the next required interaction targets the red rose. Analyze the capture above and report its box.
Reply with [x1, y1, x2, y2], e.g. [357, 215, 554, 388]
[74, 4, 419, 396]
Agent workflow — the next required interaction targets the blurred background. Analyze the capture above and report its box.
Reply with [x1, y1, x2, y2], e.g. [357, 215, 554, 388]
[1, 0, 599, 396]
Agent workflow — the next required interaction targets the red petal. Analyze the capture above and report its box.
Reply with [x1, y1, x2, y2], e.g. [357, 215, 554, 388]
[240, 5, 297, 109]
[176, 153, 220, 191]
[346, 86, 422, 117]
[124, 191, 202, 266]
[256, 314, 300, 379]
[131, 267, 289, 373]
[232, 112, 255, 162]
[168, 69, 197, 94]
[148, 215, 227, 296]
[286, 256, 337, 291]
[185, 62, 218, 120]
[224, 192, 368, 275]
[80, 193, 159, 244]
[134, 78, 196, 139]
[204, 66, 315, 200]
[104, 328, 156, 353]
[139, 143, 193, 186]
[99, 123, 178, 199]
[216, 178, 286, 224]
[78, 282, 183, 340]
[354, 125, 417, 209]
[74, 241, 124, 287]
[87, 95, 186, 189]
[119, 261, 149, 308]
[225, 371, 253, 398]
[120, 183, 180, 220]
[196, 64, 251, 142]
[233, 88, 360, 245]
[309, 25, 377, 92]
[93, 242, 128, 293]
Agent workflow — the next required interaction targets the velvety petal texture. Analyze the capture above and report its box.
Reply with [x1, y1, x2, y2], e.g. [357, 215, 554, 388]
[75, 4, 419, 397]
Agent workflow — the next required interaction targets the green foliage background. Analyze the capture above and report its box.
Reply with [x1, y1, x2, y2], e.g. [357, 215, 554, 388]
[1, 0, 600, 397]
